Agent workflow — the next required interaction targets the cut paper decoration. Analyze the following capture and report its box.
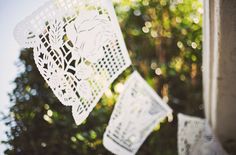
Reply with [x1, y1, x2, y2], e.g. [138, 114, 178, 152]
[178, 114, 228, 155]
[103, 71, 173, 155]
[14, 0, 131, 125]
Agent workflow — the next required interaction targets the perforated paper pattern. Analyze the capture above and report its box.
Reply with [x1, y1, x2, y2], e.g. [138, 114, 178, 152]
[103, 71, 172, 155]
[178, 114, 228, 155]
[14, 0, 131, 125]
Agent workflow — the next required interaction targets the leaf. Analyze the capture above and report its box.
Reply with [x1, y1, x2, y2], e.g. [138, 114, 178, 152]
[49, 18, 64, 50]
[48, 18, 65, 68]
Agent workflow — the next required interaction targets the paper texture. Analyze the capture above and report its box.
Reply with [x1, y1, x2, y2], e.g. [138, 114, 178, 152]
[14, 0, 131, 125]
[103, 71, 172, 155]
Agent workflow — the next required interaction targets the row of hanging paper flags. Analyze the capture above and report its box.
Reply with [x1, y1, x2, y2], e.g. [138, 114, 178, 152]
[13, 0, 228, 154]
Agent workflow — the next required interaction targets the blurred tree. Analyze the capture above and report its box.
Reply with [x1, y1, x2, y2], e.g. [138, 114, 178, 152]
[3, 0, 203, 154]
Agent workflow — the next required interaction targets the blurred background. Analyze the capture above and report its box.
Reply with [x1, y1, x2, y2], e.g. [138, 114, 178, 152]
[0, 0, 203, 154]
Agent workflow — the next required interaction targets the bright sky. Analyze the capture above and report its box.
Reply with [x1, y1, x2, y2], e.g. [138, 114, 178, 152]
[0, 0, 48, 154]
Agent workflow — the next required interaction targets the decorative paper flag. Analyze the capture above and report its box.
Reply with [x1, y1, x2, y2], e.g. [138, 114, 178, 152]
[103, 71, 173, 155]
[178, 114, 228, 155]
[14, 0, 131, 125]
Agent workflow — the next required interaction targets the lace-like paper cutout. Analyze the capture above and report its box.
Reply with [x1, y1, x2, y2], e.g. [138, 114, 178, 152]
[103, 71, 173, 155]
[178, 114, 228, 155]
[14, 0, 131, 125]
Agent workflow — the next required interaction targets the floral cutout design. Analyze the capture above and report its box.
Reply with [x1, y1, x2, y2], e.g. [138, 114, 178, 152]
[103, 71, 172, 155]
[14, 0, 131, 125]
[75, 61, 93, 80]
[66, 10, 114, 63]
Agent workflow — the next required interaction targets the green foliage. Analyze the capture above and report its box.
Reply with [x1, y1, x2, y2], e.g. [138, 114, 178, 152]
[3, 0, 203, 154]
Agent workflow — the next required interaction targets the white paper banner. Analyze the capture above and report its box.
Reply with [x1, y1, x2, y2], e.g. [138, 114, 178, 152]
[14, 0, 131, 125]
[178, 114, 228, 155]
[103, 71, 173, 155]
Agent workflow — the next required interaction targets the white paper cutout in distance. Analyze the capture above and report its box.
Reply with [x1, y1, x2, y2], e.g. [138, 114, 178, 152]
[178, 114, 228, 155]
[103, 71, 173, 155]
[13, 0, 131, 125]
